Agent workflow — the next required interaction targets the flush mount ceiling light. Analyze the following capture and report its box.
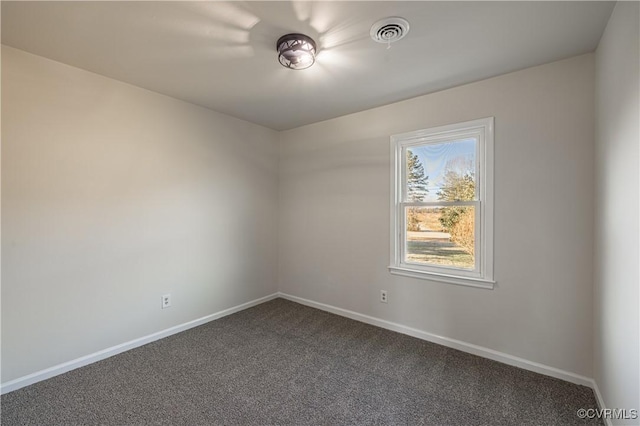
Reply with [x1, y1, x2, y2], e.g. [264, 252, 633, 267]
[276, 33, 317, 70]
[370, 17, 410, 45]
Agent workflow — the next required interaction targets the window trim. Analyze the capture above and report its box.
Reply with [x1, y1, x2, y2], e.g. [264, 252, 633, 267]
[389, 117, 495, 289]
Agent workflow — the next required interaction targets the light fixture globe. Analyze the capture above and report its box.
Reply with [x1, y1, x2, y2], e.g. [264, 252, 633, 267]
[276, 33, 316, 70]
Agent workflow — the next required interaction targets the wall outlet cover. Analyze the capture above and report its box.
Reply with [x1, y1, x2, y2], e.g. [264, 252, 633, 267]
[162, 294, 171, 309]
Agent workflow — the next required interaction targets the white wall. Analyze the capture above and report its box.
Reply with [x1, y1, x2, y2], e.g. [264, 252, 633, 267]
[1, 46, 279, 383]
[279, 54, 595, 377]
[594, 2, 640, 422]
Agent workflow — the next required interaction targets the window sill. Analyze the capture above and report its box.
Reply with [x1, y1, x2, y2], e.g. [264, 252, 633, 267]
[388, 266, 495, 289]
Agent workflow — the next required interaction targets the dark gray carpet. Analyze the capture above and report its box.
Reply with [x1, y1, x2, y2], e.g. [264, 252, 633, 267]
[2, 298, 601, 425]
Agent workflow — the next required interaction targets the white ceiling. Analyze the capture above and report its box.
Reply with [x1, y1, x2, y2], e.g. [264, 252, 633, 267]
[2, 1, 614, 130]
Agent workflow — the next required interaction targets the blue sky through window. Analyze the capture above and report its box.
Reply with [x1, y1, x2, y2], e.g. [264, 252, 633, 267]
[408, 138, 476, 202]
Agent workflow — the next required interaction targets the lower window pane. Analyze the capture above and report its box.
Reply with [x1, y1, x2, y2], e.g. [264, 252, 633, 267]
[405, 206, 475, 269]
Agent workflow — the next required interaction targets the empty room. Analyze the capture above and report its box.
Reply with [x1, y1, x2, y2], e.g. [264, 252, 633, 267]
[1, 1, 638, 425]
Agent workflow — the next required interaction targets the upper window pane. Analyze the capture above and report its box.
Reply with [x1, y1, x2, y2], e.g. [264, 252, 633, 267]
[405, 138, 477, 202]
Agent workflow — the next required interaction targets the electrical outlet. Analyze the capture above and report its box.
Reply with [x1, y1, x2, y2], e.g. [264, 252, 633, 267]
[161, 294, 171, 309]
[380, 290, 388, 303]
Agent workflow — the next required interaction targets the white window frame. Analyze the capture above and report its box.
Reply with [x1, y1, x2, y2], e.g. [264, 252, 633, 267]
[389, 117, 495, 289]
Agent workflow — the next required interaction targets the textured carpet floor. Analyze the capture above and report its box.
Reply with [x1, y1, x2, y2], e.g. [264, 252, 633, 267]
[2, 298, 601, 425]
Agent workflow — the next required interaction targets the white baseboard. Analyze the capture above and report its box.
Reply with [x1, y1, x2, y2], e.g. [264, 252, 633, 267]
[278, 292, 595, 388]
[3, 291, 599, 399]
[591, 380, 613, 426]
[1, 293, 279, 395]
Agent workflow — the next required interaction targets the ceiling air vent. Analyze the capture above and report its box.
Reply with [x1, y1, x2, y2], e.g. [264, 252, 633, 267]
[370, 17, 410, 44]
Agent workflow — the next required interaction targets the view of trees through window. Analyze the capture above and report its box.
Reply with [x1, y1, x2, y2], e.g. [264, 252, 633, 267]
[405, 139, 476, 269]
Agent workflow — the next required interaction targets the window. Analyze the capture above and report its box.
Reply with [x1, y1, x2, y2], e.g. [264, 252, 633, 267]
[389, 118, 494, 289]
